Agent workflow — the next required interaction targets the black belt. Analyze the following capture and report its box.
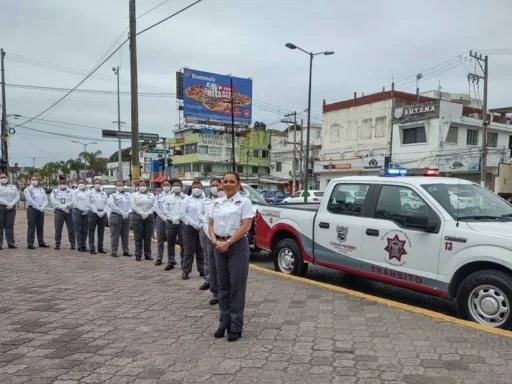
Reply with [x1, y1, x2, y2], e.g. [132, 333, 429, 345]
[215, 235, 231, 241]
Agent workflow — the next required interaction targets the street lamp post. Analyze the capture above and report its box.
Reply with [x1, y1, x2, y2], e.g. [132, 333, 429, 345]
[112, 66, 124, 181]
[71, 140, 97, 153]
[285, 42, 334, 202]
[25, 156, 42, 169]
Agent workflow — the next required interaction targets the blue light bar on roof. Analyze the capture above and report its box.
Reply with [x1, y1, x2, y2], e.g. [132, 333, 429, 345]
[386, 168, 408, 176]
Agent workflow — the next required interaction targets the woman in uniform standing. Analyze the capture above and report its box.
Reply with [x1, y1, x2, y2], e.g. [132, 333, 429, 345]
[0, 173, 20, 249]
[72, 178, 90, 252]
[209, 172, 253, 342]
[130, 180, 156, 261]
[154, 179, 172, 268]
[24, 175, 49, 249]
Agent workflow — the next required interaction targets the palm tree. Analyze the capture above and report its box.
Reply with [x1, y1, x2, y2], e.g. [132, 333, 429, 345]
[66, 159, 83, 180]
[79, 150, 103, 173]
[57, 160, 70, 177]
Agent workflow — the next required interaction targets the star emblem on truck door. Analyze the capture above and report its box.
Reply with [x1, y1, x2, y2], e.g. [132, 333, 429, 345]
[384, 234, 407, 262]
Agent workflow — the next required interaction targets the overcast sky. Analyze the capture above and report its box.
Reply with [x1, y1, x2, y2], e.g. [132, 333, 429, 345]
[2, 0, 511, 167]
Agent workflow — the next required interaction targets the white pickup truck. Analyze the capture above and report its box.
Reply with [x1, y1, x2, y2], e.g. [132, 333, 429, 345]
[255, 171, 512, 329]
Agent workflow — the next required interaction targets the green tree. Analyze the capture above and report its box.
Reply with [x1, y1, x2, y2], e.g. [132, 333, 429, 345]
[79, 150, 103, 173]
[109, 147, 132, 163]
[66, 159, 83, 179]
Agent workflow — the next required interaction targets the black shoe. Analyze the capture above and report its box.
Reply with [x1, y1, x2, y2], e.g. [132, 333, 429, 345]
[90, 250, 97, 255]
[164, 265, 174, 271]
[77, 249, 84, 253]
[71, 246, 76, 250]
[155, 260, 162, 266]
[214, 328, 226, 338]
[209, 298, 219, 305]
[199, 272, 204, 277]
[54, 246, 60, 250]
[135, 257, 141, 261]
[145, 256, 154, 261]
[39, 244, 50, 248]
[227, 331, 242, 342]
[28, 246, 35, 250]
[111, 253, 118, 258]
[182, 273, 189, 280]
[98, 250, 107, 254]
[8, 245, 17, 249]
[199, 283, 209, 291]
[123, 252, 132, 257]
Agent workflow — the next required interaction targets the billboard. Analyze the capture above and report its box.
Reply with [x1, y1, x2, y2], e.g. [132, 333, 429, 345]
[182, 68, 253, 124]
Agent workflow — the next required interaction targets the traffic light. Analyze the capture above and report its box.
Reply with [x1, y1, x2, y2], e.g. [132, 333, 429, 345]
[158, 158, 165, 170]
[167, 157, 173, 167]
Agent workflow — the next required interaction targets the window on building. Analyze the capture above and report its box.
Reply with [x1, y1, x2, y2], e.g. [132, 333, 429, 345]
[193, 163, 201, 172]
[184, 143, 197, 155]
[316, 130, 321, 138]
[467, 129, 478, 146]
[204, 163, 213, 173]
[226, 148, 232, 158]
[276, 162, 282, 172]
[327, 184, 369, 216]
[252, 166, 258, 174]
[198, 145, 208, 154]
[445, 125, 458, 144]
[237, 165, 244, 174]
[178, 164, 191, 172]
[253, 150, 259, 157]
[487, 132, 498, 148]
[402, 126, 426, 144]
[262, 150, 268, 159]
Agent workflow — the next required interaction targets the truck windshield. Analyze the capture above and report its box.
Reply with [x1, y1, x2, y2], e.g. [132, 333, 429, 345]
[421, 183, 512, 219]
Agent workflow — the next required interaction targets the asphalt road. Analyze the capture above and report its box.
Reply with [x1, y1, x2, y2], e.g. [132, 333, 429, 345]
[250, 250, 459, 318]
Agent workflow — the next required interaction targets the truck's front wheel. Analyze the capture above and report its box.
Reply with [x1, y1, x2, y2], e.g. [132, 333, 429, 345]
[274, 238, 308, 277]
[457, 270, 512, 329]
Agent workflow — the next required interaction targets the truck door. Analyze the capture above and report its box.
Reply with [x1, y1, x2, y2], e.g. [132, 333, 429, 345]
[361, 184, 443, 292]
[313, 182, 370, 270]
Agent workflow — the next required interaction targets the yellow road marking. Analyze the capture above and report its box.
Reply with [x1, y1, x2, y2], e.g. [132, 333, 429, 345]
[249, 264, 512, 338]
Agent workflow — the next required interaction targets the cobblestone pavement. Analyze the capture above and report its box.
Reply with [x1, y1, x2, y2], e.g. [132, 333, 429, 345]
[1, 212, 512, 384]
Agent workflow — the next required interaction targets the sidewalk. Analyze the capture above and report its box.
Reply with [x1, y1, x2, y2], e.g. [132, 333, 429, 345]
[0, 213, 511, 384]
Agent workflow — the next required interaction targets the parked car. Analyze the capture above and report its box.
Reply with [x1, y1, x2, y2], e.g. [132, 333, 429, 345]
[255, 173, 512, 329]
[263, 190, 289, 204]
[282, 190, 324, 203]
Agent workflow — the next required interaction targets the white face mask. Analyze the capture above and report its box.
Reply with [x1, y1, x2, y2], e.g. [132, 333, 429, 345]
[210, 187, 218, 195]
[31, 180, 38, 186]
[78, 184, 85, 190]
[192, 188, 202, 197]
[0, 178, 7, 185]
[172, 186, 181, 194]
[217, 191, 226, 198]
[139, 186, 147, 193]
[163, 186, 171, 193]
[94, 184, 101, 190]
[59, 184, 67, 189]
[116, 186, 124, 192]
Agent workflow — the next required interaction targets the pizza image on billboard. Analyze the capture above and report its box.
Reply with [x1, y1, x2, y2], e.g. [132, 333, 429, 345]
[182, 68, 253, 124]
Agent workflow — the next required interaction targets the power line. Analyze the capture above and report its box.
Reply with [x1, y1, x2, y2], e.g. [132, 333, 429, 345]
[137, 0, 174, 19]
[17, 125, 115, 142]
[6, 83, 175, 97]
[136, 0, 202, 36]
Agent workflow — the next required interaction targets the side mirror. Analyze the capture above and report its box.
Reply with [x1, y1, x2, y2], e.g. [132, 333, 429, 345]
[404, 211, 437, 232]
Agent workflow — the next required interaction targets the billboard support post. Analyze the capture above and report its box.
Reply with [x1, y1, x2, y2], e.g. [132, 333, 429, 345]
[231, 77, 236, 171]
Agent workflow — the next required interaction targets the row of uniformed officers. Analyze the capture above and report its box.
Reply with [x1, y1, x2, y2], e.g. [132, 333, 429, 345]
[0, 171, 253, 342]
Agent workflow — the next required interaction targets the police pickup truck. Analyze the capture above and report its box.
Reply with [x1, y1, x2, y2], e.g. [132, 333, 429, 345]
[254, 168, 512, 329]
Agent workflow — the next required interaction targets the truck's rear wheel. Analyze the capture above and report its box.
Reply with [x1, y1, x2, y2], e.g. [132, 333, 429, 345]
[456, 270, 512, 329]
[274, 238, 308, 277]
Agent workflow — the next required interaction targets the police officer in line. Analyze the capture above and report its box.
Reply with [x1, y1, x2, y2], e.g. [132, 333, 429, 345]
[108, 180, 132, 257]
[88, 179, 108, 254]
[154, 179, 172, 268]
[72, 178, 90, 252]
[209, 172, 253, 342]
[199, 178, 224, 303]
[0, 173, 20, 249]
[24, 175, 50, 249]
[179, 179, 205, 280]
[50, 176, 75, 250]
[163, 178, 186, 270]
[130, 180, 156, 261]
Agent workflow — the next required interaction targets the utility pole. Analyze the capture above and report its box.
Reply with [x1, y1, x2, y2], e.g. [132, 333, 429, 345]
[113, 66, 123, 181]
[468, 51, 489, 187]
[283, 111, 297, 194]
[129, 0, 141, 181]
[299, 118, 303, 190]
[25, 156, 42, 170]
[1, 49, 9, 175]
[230, 77, 236, 171]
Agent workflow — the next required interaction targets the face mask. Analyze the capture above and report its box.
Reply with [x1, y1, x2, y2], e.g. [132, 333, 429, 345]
[0, 178, 7, 185]
[116, 186, 124, 192]
[94, 184, 101, 190]
[163, 186, 171, 193]
[78, 184, 85, 190]
[217, 191, 226, 198]
[192, 188, 202, 197]
[172, 186, 181, 194]
[59, 184, 67, 189]
[31, 180, 38, 186]
[139, 186, 147, 193]
[210, 187, 218, 195]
